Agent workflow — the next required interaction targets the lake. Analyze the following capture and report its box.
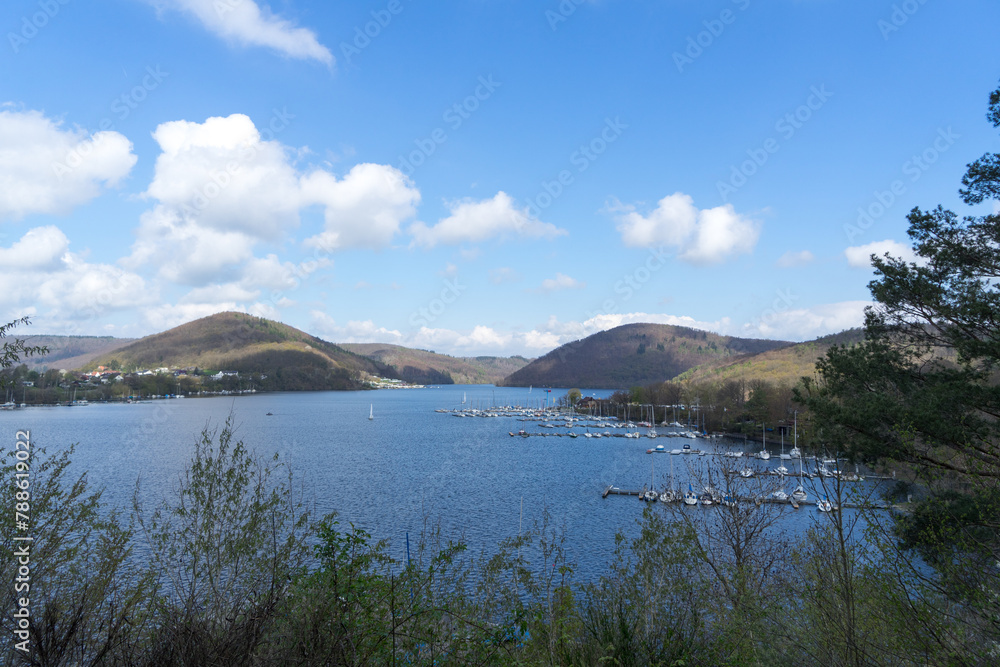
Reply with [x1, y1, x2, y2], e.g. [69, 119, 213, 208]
[0, 385, 871, 581]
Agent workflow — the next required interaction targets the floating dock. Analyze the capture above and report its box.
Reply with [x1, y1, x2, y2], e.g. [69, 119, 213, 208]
[601, 485, 892, 510]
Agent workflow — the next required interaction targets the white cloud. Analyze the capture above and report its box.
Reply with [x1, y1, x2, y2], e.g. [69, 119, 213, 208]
[776, 250, 815, 268]
[145, 114, 302, 239]
[539, 273, 585, 292]
[0, 227, 151, 329]
[0, 226, 69, 270]
[155, 0, 333, 66]
[241, 254, 305, 291]
[614, 192, 760, 264]
[489, 267, 521, 284]
[0, 109, 136, 221]
[845, 239, 918, 268]
[298, 300, 870, 358]
[301, 163, 420, 251]
[409, 192, 567, 248]
[309, 311, 404, 344]
[178, 283, 259, 305]
[130, 114, 415, 285]
[125, 206, 257, 284]
[741, 301, 870, 340]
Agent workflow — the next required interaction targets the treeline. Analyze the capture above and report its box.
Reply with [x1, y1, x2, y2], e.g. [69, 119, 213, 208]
[575, 377, 806, 442]
[0, 351, 372, 403]
[1, 420, 990, 666]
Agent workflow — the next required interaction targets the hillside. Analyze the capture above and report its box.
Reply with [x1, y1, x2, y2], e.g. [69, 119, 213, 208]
[341, 344, 531, 385]
[675, 328, 867, 385]
[85, 312, 395, 391]
[500, 323, 790, 389]
[20, 335, 135, 371]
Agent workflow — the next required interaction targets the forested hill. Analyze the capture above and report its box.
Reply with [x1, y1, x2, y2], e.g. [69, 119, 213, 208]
[85, 312, 394, 391]
[340, 343, 531, 385]
[18, 335, 135, 371]
[500, 323, 790, 389]
[676, 328, 867, 385]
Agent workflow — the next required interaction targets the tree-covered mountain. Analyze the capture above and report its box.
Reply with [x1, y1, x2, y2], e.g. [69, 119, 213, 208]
[340, 343, 531, 385]
[85, 312, 395, 391]
[676, 328, 866, 386]
[500, 323, 791, 389]
[19, 335, 135, 371]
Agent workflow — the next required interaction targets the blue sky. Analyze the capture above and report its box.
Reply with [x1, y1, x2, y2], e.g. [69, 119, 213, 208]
[2, 0, 999, 357]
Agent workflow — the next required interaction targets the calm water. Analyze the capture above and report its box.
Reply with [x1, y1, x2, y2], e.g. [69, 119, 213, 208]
[0, 385, 870, 580]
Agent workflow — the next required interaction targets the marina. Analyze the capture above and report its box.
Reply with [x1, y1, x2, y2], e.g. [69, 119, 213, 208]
[3, 385, 898, 584]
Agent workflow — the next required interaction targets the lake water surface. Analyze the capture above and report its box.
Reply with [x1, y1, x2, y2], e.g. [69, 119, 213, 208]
[0, 385, 871, 581]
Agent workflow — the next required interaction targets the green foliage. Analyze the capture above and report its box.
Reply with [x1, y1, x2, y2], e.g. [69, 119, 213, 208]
[0, 318, 48, 390]
[798, 79, 1000, 661]
[132, 414, 310, 665]
[0, 443, 147, 665]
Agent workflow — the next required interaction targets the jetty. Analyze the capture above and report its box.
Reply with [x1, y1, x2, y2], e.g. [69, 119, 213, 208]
[601, 485, 892, 510]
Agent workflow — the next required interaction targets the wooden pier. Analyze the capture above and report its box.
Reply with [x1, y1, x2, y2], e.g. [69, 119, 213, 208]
[601, 485, 892, 510]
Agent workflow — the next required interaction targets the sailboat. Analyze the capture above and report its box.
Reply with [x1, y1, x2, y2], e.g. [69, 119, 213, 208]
[759, 422, 770, 460]
[369, 404, 374, 421]
[776, 430, 789, 475]
[683, 483, 698, 506]
[789, 412, 802, 458]
[660, 453, 677, 502]
[792, 456, 807, 502]
[643, 454, 658, 501]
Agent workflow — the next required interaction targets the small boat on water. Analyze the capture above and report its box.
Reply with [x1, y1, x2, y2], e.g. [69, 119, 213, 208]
[369, 404, 374, 421]
[772, 490, 789, 501]
[817, 498, 833, 512]
[683, 484, 698, 506]
[739, 468, 755, 478]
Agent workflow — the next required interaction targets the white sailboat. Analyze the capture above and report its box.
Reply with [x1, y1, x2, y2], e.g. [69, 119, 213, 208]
[759, 423, 770, 460]
[789, 411, 801, 458]
[369, 404, 374, 421]
[792, 455, 807, 502]
[683, 483, 698, 506]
